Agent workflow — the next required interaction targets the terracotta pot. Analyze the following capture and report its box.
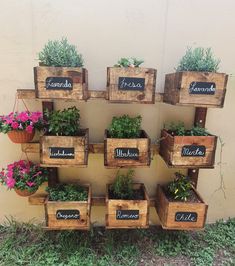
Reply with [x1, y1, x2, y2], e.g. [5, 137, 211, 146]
[7, 130, 35, 143]
[14, 188, 37, 197]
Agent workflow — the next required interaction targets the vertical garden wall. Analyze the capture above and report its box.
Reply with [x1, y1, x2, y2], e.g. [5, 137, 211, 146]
[0, 0, 235, 227]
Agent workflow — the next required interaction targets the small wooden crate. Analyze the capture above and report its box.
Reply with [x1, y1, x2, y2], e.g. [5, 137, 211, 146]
[40, 129, 89, 167]
[45, 184, 91, 230]
[163, 71, 228, 107]
[107, 67, 157, 103]
[104, 130, 151, 168]
[106, 183, 150, 229]
[156, 185, 208, 230]
[34, 66, 88, 100]
[159, 129, 217, 168]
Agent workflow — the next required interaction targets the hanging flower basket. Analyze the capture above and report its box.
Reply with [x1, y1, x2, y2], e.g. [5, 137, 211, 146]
[7, 130, 35, 143]
[14, 188, 37, 197]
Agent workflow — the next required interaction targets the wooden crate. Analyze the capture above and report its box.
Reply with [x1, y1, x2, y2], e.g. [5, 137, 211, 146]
[106, 183, 150, 229]
[107, 67, 157, 103]
[163, 71, 228, 107]
[34, 66, 88, 100]
[159, 129, 217, 168]
[156, 185, 208, 230]
[45, 184, 91, 230]
[104, 130, 151, 168]
[40, 129, 89, 167]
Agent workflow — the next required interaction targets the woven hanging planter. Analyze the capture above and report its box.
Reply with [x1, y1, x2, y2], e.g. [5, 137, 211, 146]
[7, 130, 35, 143]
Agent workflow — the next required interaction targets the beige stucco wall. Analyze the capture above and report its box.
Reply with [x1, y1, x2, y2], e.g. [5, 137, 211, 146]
[0, 0, 235, 225]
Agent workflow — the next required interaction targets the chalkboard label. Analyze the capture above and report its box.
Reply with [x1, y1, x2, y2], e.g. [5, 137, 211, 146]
[49, 147, 75, 159]
[116, 210, 139, 220]
[56, 209, 80, 220]
[181, 145, 206, 157]
[189, 82, 216, 95]
[45, 77, 73, 90]
[175, 212, 197, 222]
[114, 148, 139, 160]
[118, 77, 145, 91]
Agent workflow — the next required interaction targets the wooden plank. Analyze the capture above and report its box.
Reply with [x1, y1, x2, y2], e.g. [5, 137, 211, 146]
[21, 143, 40, 153]
[16, 89, 163, 102]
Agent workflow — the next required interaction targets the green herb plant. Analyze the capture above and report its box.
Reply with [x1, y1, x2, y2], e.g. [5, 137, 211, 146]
[110, 169, 134, 200]
[114, 57, 144, 67]
[165, 121, 209, 136]
[167, 172, 193, 201]
[176, 47, 220, 72]
[46, 184, 88, 201]
[44, 106, 80, 136]
[38, 38, 84, 67]
[109, 115, 142, 138]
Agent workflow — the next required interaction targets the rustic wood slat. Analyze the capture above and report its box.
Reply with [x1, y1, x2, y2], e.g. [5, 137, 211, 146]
[156, 185, 208, 230]
[16, 89, 163, 102]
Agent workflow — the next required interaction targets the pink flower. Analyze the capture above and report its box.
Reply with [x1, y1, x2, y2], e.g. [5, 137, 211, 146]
[18, 123, 23, 129]
[7, 170, 13, 178]
[6, 177, 16, 188]
[11, 121, 19, 129]
[5, 117, 13, 124]
[26, 125, 33, 133]
[7, 164, 14, 171]
[17, 112, 29, 123]
[26, 181, 35, 187]
[32, 171, 42, 178]
[30, 114, 39, 123]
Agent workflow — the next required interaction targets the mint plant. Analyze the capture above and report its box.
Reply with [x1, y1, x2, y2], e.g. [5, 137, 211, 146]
[165, 121, 209, 136]
[108, 115, 142, 138]
[176, 47, 220, 72]
[167, 172, 193, 201]
[44, 106, 80, 136]
[114, 57, 144, 67]
[38, 38, 84, 67]
[110, 169, 134, 200]
[46, 184, 88, 201]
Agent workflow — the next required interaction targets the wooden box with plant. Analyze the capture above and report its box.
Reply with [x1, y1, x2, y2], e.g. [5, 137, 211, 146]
[104, 115, 151, 168]
[40, 106, 89, 167]
[34, 38, 88, 100]
[106, 170, 149, 229]
[0, 111, 45, 143]
[156, 172, 208, 230]
[107, 58, 157, 103]
[0, 160, 48, 197]
[45, 183, 91, 230]
[163, 47, 228, 107]
[159, 122, 217, 168]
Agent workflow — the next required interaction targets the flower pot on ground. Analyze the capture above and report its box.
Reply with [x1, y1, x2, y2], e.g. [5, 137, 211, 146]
[45, 183, 91, 230]
[106, 170, 150, 229]
[159, 122, 217, 168]
[163, 47, 228, 108]
[0, 111, 44, 143]
[0, 160, 48, 197]
[104, 115, 151, 168]
[40, 106, 89, 167]
[156, 173, 208, 230]
[107, 57, 157, 103]
[34, 38, 88, 100]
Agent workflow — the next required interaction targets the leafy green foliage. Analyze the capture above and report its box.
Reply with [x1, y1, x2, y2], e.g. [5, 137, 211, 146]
[110, 169, 134, 199]
[46, 184, 88, 201]
[0, 218, 235, 266]
[44, 106, 80, 136]
[108, 115, 142, 138]
[38, 38, 84, 67]
[167, 172, 193, 201]
[165, 121, 209, 136]
[176, 47, 220, 72]
[114, 57, 144, 67]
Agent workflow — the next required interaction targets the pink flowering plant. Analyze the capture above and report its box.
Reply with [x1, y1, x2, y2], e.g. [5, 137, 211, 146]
[0, 160, 48, 192]
[0, 111, 45, 134]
